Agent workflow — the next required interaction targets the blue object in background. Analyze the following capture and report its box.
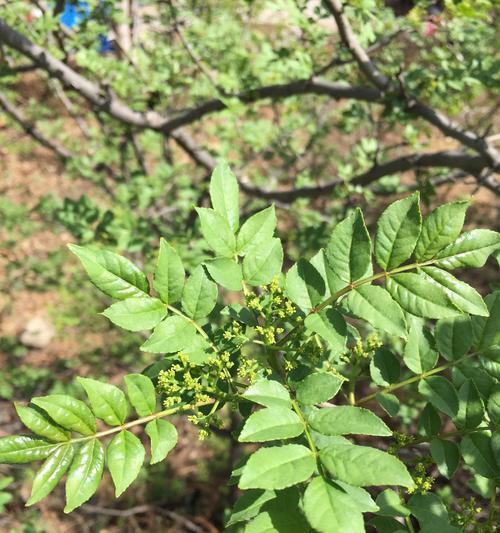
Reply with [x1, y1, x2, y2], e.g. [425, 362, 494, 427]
[59, 1, 114, 54]
[60, 1, 90, 29]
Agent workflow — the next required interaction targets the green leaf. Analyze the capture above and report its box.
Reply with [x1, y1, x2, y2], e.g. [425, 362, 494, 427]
[376, 393, 400, 417]
[408, 493, 453, 529]
[303, 476, 364, 533]
[430, 438, 460, 479]
[375, 193, 421, 270]
[304, 309, 346, 355]
[370, 348, 400, 387]
[239, 444, 315, 490]
[418, 377, 459, 418]
[15, 404, 69, 442]
[346, 285, 407, 338]
[102, 297, 167, 332]
[243, 238, 283, 287]
[227, 490, 276, 527]
[77, 377, 128, 426]
[68, 244, 148, 299]
[145, 419, 178, 464]
[237, 205, 276, 254]
[333, 480, 379, 512]
[460, 433, 499, 479]
[435, 315, 473, 361]
[140, 315, 200, 353]
[106, 430, 145, 497]
[205, 258, 242, 291]
[375, 488, 410, 517]
[196, 207, 236, 257]
[403, 320, 437, 374]
[455, 379, 484, 429]
[124, 374, 156, 416]
[325, 208, 372, 292]
[415, 200, 469, 261]
[32, 395, 96, 436]
[0, 436, 59, 463]
[486, 384, 500, 425]
[434, 229, 500, 270]
[471, 291, 500, 351]
[421, 267, 488, 316]
[182, 265, 218, 320]
[153, 238, 185, 305]
[238, 407, 304, 442]
[386, 273, 460, 319]
[310, 406, 391, 436]
[244, 488, 309, 533]
[369, 516, 407, 533]
[285, 259, 325, 311]
[417, 403, 441, 437]
[296, 373, 343, 405]
[209, 160, 239, 232]
[64, 439, 104, 513]
[27, 444, 74, 506]
[319, 443, 414, 487]
[243, 379, 291, 409]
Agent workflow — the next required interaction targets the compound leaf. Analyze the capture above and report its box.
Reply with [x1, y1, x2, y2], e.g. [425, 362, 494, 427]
[239, 444, 315, 490]
[32, 395, 96, 436]
[346, 285, 407, 338]
[0, 436, 59, 464]
[243, 238, 283, 287]
[78, 377, 128, 426]
[238, 407, 304, 442]
[124, 374, 156, 416]
[145, 419, 178, 464]
[107, 430, 145, 497]
[68, 244, 148, 299]
[102, 297, 167, 332]
[209, 160, 239, 232]
[415, 201, 469, 261]
[196, 207, 236, 257]
[303, 476, 364, 533]
[237, 205, 276, 254]
[15, 404, 70, 442]
[319, 443, 413, 487]
[27, 444, 74, 506]
[375, 193, 421, 270]
[310, 406, 391, 437]
[153, 238, 185, 305]
[243, 379, 291, 409]
[64, 439, 104, 512]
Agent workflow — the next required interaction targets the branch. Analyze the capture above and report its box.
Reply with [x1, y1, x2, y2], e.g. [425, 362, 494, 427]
[0, 91, 72, 160]
[0, 90, 118, 195]
[322, 0, 500, 170]
[323, 0, 389, 89]
[172, 129, 496, 200]
[0, 17, 377, 133]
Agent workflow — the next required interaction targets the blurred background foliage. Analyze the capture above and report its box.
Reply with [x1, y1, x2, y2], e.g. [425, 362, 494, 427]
[0, 0, 498, 531]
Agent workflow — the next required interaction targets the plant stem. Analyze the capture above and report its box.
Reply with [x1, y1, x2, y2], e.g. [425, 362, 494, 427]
[402, 425, 495, 448]
[70, 400, 214, 445]
[356, 351, 478, 405]
[277, 259, 436, 347]
[291, 399, 318, 457]
[487, 483, 497, 528]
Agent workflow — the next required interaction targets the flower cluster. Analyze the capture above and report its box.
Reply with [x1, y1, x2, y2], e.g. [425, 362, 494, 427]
[407, 461, 434, 494]
[449, 497, 484, 531]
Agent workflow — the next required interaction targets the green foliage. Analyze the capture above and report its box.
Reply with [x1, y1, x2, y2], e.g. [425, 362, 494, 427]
[1, 164, 499, 530]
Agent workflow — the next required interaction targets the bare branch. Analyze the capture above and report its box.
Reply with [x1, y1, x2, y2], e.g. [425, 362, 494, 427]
[171, 128, 496, 200]
[0, 91, 72, 160]
[0, 17, 377, 132]
[322, 0, 500, 170]
[323, 0, 390, 89]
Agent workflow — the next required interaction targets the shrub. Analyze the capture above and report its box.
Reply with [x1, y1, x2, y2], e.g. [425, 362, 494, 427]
[1, 164, 499, 531]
